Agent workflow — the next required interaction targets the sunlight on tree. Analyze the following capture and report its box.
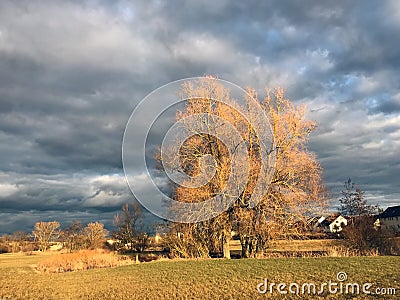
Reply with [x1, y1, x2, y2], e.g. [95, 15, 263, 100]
[159, 77, 328, 258]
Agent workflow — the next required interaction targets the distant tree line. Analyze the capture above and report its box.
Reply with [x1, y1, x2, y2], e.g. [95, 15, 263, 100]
[0, 204, 150, 255]
[0, 220, 109, 253]
[1, 181, 398, 257]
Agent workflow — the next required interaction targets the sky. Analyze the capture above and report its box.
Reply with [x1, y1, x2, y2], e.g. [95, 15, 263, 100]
[0, 0, 399, 234]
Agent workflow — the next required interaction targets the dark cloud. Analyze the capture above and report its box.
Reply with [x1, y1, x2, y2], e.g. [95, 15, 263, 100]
[0, 0, 399, 233]
[373, 98, 400, 114]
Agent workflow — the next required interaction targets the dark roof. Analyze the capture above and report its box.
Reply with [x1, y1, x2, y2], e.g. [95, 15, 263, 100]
[320, 219, 330, 227]
[325, 214, 342, 223]
[380, 205, 400, 218]
[312, 214, 344, 227]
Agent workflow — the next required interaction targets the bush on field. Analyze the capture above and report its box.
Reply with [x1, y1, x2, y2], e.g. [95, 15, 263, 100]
[0, 242, 9, 253]
[36, 249, 132, 273]
[139, 253, 169, 262]
[341, 217, 399, 256]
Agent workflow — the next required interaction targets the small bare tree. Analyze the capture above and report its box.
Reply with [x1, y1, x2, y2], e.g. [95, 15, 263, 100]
[32, 221, 61, 251]
[113, 203, 149, 254]
[10, 231, 30, 253]
[339, 178, 379, 217]
[62, 220, 85, 252]
[84, 222, 109, 249]
[338, 179, 397, 255]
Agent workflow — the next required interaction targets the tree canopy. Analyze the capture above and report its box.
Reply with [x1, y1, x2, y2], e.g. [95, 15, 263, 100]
[159, 77, 327, 258]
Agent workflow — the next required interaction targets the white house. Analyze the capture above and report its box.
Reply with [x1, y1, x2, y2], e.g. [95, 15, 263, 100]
[312, 215, 348, 233]
[329, 215, 348, 233]
[49, 242, 63, 251]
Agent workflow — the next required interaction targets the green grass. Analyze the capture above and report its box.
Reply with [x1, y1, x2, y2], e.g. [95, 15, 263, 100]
[0, 252, 399, 299]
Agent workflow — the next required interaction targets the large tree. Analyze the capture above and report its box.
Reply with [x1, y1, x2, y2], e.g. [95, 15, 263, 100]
[160, 77, 327, 258]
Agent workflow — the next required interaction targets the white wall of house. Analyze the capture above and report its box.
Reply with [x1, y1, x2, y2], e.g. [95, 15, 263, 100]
[380, 216, 400, 232]
[329, 216, 347, 233]
[49, 242, 63, 251]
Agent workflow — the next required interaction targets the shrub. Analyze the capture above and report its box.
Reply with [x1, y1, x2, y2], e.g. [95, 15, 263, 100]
[342, 217, 399, 256]
[36, 249, 133, 273]
[138, 253, 169, 262]
[0, 242, 9, 254]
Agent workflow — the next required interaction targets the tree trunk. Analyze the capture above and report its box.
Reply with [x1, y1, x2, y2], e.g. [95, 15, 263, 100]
[240, 235, 250, 258]
[222, 234, 231, 259]
[240, 235, 259, 258]
[135, 253, 139, 263]
[250, 238, 257, 258]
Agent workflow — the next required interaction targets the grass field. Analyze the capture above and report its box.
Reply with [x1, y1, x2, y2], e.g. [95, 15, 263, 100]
[0, 252, 399, 299]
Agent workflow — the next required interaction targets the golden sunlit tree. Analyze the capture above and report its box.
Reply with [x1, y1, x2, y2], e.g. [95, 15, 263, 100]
[32, 221, 61, 251]
[160, 77, 327, 258]
[234, 87, 327, 257]
[84, 222, 108, 249]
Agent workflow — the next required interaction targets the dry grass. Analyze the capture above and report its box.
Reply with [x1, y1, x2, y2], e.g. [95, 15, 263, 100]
[268, 239, 344, 251]
[230, 239, 350, 257]
[36, 249, 133, 273]
[230, 238, 391, 258]
[230, 238, 343, 251]
[0, 251, 398, 299]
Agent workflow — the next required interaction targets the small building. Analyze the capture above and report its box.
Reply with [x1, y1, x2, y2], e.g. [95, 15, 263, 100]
[309, 216, 328, 232]
[106, 239, 118, 246]
[312, 215, 348, 233]
[376, 205, 400, 233]
[49, 242, 63, 251]
[329, 215, 348, 233]
[154, 233, 162, 244]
